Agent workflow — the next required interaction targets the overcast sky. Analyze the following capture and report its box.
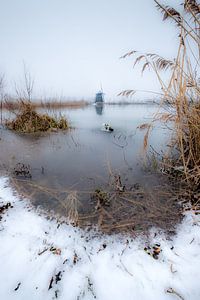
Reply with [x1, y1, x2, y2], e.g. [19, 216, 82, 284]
[0, 0, 180, 100]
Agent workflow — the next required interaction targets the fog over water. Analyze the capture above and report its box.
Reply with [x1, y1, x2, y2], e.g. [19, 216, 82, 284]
[0, 0, 180, 99]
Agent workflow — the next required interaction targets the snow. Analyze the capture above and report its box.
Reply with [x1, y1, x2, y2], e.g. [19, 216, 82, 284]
[0, 176, 200, 300]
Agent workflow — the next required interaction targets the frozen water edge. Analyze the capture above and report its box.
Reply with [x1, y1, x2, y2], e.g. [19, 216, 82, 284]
[0, 177, 200, 300]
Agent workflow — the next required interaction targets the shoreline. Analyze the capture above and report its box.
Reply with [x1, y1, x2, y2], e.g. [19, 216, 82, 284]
[0, 176, 200, 300]
[0, 100, 159, 111]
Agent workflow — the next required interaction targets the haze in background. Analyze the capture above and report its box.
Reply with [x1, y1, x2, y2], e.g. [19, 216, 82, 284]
[0, 0, 180, 100]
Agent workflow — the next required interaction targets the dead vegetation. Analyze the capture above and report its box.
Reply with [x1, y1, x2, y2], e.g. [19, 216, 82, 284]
[10, 166, 183, 235]
[40, 99, 89, 110]
[5, 101, 69, 133]
[64, 191, 79, 226]
[2, 64, 71, 132]
[7, 158, 184, 234]
[121, 0, 200, 194]
[1, 99, 89, 111]
[0, 202, 13, 221]
[13, 163, 32, 178]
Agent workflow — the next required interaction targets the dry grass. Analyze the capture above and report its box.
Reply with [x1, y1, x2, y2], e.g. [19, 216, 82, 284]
[2, 99, 89, 111]
[10, 175, 182, 234]
[40, 100, 89, 110]
[5, 101, 69, 133]
[121, 0, 200, 191]
[64, 191, 79, 225]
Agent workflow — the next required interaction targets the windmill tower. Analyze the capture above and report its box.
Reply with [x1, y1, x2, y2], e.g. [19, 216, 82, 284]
[95, 84, 104, 104]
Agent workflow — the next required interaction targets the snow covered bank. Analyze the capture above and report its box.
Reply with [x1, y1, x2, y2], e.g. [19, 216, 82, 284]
[0, 177, 200, 300]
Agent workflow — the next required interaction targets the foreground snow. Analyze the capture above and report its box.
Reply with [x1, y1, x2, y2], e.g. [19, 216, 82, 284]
[0, 177, 200, 300]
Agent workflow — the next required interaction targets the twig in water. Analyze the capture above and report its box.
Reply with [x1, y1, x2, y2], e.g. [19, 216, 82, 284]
[166, 287, 184, 300]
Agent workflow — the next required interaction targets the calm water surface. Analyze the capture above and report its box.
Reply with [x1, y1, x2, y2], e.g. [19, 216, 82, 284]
[0, 104, 176, 229]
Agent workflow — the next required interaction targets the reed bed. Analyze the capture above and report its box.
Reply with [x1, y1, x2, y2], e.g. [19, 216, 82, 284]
[5, 101, 69, 133]
[2, 99, 89, 111]
[121, 0, 200, 192]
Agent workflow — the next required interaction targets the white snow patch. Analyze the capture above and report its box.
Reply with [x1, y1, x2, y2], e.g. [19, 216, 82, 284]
[0, 176, 200, 300]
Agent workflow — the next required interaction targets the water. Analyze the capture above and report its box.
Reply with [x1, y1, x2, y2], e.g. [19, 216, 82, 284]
[0, 104, 167, 186]
[0, 104, 180, 232]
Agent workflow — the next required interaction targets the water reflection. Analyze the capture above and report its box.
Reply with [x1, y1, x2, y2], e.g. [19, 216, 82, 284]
[95, 104, 104, 115]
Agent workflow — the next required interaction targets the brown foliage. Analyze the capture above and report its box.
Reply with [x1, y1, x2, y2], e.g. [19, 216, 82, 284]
[5, 101, 69, 133]
[122, 0, 200, 189]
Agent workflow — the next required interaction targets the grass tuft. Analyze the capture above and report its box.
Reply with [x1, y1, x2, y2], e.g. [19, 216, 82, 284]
[5, 101, 69, 133]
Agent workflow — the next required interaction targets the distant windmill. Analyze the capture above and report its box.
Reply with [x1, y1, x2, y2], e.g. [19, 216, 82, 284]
[94, 83, 104, 104]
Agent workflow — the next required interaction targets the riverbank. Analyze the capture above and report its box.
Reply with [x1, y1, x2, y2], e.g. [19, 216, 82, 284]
[1, 100, 89, 111]
[0, 176, 200, 300]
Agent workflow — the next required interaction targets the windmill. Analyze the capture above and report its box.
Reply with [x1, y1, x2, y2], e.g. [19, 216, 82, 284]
[95, 83, 104, 104]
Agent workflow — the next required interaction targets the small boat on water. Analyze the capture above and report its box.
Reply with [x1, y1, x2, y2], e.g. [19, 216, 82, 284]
[101, 123, 114, 132]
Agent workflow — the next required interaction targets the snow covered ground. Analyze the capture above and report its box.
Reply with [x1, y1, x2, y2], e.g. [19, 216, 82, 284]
[0, 176, 200, 300]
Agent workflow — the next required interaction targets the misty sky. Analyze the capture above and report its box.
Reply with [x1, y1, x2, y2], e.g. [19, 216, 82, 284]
[0, 0, 180, 100]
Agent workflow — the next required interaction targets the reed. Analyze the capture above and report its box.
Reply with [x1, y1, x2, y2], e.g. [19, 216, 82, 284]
[121, 0, 200, 190]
